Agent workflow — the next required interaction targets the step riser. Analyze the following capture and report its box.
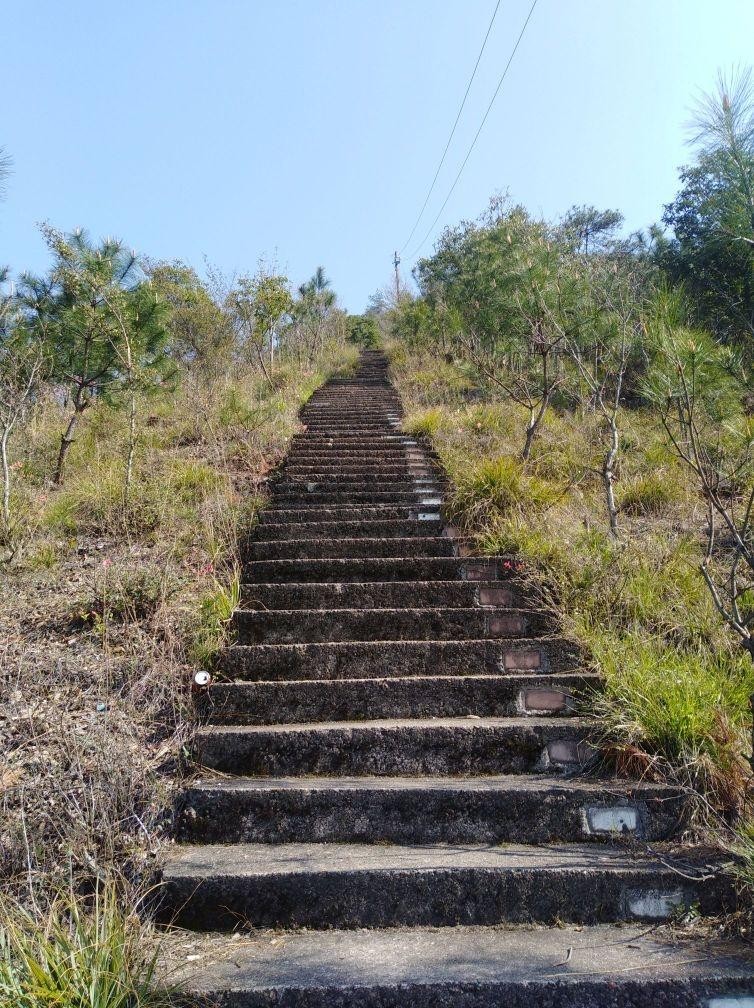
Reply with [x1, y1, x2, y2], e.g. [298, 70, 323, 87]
[178, 782, 683, 846]
[248, 520, 445, 541]
[241, 539, 456, 563]
[280, 469, 429, 479]
[273, 481, 442, 493]
[242, 557, 514, 583]
[164, 975, 754, 1008]
[232, 607, 553, 643]
[257, 506, 422, 524]
[161, 867, 726, 931]
[194, 722, 591, 776]
[274, 477, 437, 488]
[269, 493, 431, 505]
[198, 674, 596, 724]
[239, 580, 527, 610]
[219, 638, 579, 681]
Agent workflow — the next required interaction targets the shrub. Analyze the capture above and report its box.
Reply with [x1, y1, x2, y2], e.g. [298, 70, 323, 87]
[448, 455, 560, 527]
[0, 883, 176, 1008]
[404, 408, 446, 439]
[619, 470, 686, 515]
[190, 572, 240, 668]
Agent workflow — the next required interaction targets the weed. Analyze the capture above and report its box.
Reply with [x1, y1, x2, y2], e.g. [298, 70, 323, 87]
[0, 882, 176, 1008]
[619, 469, 686, 515]
[403, 408, 447, 439]
[190, 571, 240, 668]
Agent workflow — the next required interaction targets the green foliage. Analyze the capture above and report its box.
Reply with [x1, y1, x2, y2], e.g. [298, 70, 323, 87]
[618, 469, 686, 515]
[347, 314, 380, 348]
[659, 68, 754, 346]
[0, 884, 175, 1008]
[147, 261, 232, 374]
[403, 408, 447, 438]
[190, 572, 240, 668]
[591, 629, 754, 764]
[447, 454, 560, 527]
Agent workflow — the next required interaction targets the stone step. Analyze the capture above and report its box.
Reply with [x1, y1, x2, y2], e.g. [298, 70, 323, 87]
[285, 449, 411, 460]
[241, 537, 456, 563]
[198, 672, 598, 724]
[160, 922, 754, 1007]
[290, 433, 412, 443]
[270, 491, 432, 506]
[178, 772, 683, 845]
[231, 605, 553, 643]
[160, 841, 730, 931]
[241, 555, 512, 583]
[193, 715, 593, 776]
[272, 480, 442, 494]
[248, 519, 445, 541]
[301, 411, 400, 420]
[302, 424, 401, 432]
[281, 468, 428, 480]
[275, 472, 430, 485]
[239, 579, 527, 610]
[258, 505, 427, 524]
[218, 636, 579, 681]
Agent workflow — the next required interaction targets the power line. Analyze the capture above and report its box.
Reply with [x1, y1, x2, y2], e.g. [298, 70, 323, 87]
[409, 0, 539, 260]
[399, 0, 502, 255]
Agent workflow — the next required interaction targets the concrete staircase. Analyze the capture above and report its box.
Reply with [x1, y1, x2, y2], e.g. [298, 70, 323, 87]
[162, 351, 754, 1006]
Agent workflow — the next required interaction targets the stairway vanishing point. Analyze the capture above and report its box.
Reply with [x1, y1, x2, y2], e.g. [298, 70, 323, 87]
[162, 351, 754, 1007]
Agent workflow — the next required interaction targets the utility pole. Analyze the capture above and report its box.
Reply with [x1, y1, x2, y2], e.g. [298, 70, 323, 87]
[393, 251, 401, 305]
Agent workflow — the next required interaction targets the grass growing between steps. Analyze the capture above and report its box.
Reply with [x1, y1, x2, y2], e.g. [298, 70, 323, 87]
[390, 342, 754, 834]
[1, 341, 357, 922]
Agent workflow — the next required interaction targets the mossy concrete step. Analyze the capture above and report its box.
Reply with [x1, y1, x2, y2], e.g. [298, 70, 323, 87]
[197, 672, 597, 724]
[160, 841, 731, 931]
[232, 605, 553, 643]
[160, 922, 754, 1007]
[285, 449, 411, 460]
[242, 555, 517, 583]
[275, 473, 429, 485]
[219, 636, 580, 681]
[178, 772, 683, 845]
[248, 518, 445, 541]
[301, 423, 401, 432]
[273, 480, 441, 494]
[269, 491, 435, 506]
[242, 537, 455, 563]
[193, 715, 593, 776]
[238, 579, 528, 610]
[282, 468, 430, 480]
[258, 505, 425, 524]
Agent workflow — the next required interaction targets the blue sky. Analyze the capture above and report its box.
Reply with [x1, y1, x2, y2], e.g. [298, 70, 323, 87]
[2, 0, 753, 311]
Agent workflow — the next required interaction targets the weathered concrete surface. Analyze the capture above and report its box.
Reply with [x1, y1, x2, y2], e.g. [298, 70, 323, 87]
[177, 772, 685, 845]
[218, 636, 582, 681]
[194, 715, 594, 776]
[162, 923, 754, 1008]
[160, 841, 732, 930]
[197, 672, 597, 724]
[232, 605, 554, 643]
[161, 350, 750, 1003]
[238, 579, 532, 610]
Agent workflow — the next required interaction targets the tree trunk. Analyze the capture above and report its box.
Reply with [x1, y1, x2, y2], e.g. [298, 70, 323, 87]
[602, 413, 620, 538]
[256, 343, 272, 386]
[522, 411, 537, 461]
[1, 427, 11, 526]
[124, 388, 136, 509]
[54, 396, 86, 485]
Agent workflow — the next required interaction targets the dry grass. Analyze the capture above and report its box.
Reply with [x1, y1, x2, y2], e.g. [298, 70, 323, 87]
[1, 342, 355, 906]
[389, 341, 754, 830]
